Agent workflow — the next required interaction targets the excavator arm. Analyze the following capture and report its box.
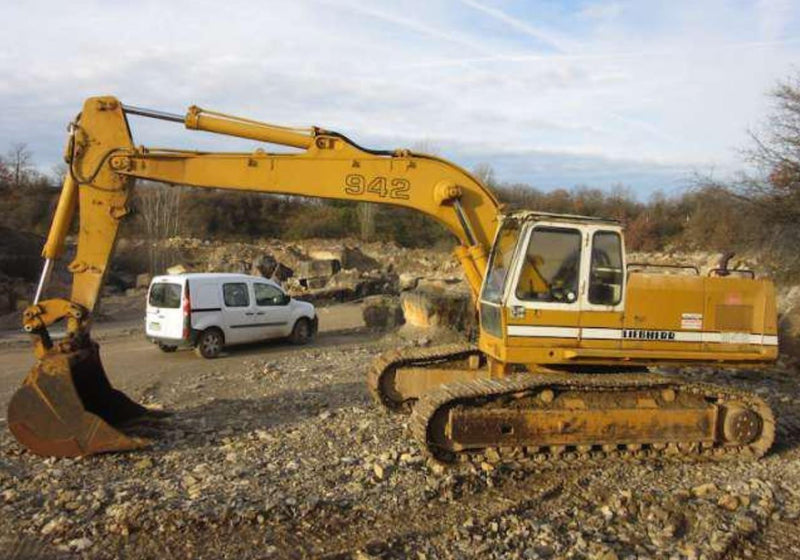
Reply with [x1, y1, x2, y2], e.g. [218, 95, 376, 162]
[9, 95, 501, 457]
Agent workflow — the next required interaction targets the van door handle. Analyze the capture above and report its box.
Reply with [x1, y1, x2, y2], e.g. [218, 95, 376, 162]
[245, 312, 255, 316]
[256, 312, 265, 316]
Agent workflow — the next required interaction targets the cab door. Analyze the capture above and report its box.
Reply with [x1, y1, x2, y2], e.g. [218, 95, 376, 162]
[221, 280, 259, 344]
[504, 223, 584, 348]
[252, 282, 292, 339]
[578, 228, 626, 350]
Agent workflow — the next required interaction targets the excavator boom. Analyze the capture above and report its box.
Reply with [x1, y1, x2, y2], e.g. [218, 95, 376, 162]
[9, 96, 501, 457]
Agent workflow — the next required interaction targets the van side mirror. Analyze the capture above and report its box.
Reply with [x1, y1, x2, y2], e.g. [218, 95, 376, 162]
[280, 293, 291, 305]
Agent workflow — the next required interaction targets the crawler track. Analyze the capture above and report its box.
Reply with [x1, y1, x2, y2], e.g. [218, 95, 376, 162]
[411, 373, 775, 464]
[366, 343, 481, 411]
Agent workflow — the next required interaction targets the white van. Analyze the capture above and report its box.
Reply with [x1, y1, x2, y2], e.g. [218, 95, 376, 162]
[145, 273, 317, 358]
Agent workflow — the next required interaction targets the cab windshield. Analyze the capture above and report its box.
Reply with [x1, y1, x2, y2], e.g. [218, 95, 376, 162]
[480, 219, 521, 304]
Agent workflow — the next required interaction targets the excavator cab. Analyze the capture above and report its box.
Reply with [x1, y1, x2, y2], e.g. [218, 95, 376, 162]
[478, 211, 776, 370]
[479, 213, 625, 357]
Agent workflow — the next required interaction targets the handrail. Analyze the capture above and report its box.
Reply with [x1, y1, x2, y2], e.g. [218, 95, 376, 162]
[626, 262, 700, 275]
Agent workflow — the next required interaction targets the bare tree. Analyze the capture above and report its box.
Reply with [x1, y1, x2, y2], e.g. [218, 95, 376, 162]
[0, 156, 11, 188]
[357, 202, 376, 241]
[712, 72, 800, 274]
[6, 143, 34, 188]
[135, 181, 183, 274]
[472, 163, 498, 189]
[51, 163, 68, 187]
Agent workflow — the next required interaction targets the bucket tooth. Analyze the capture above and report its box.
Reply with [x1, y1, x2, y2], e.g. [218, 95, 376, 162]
[7, 342, 156, 457]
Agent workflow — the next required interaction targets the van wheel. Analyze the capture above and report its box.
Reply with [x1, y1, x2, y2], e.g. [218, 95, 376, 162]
[158, 343, 178, 353]
[195, 328, 224, 359]
[289, 318, 312, 345]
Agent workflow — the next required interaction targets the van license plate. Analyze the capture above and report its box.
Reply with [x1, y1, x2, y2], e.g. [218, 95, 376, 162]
[149, 322, 161, 331]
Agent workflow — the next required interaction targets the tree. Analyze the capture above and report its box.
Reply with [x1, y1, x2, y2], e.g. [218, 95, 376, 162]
[0, 157, 11, 188]
[6, 143, 35, 188]
[357, 202, 376, 241]
[727, 73, 800, 275]
[134, 181, 183, 274]
[472, 163, 498, 189]
[51, 164, 68, 187]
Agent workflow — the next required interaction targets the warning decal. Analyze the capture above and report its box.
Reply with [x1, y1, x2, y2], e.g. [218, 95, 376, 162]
[681, 313, 703, 330]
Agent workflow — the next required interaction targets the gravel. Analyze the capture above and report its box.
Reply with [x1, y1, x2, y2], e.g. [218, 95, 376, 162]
[2, 334, 800, 559]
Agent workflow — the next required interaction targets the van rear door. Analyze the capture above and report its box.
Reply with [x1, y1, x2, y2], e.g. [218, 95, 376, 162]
[146, 278, 185, 341]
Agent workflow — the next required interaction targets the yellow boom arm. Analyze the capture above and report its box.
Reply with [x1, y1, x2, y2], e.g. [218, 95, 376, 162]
[40, 96, 500, 328]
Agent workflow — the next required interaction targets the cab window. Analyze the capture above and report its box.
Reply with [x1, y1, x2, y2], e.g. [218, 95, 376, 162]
[223, 283, 250, 307]
[254, 283, 285, 306]
[589, 231, 623, 306]
[481, 219, 521, 304]
[515, 227, 581, 304]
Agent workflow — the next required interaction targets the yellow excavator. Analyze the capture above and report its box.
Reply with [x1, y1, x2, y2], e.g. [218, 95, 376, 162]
[8, 96, 777, 463]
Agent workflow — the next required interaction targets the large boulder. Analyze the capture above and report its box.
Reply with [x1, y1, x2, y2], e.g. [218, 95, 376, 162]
[778, 285, 800, 358]
[309, 246, 379, 272]
[296, 259, 342, 288]
[401, 285, 477, 335]
[362, 296, 404, 330]
[135, 273, 152, 289]
[251, 254, 278, 278]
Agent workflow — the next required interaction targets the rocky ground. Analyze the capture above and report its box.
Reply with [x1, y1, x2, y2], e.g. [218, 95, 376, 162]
[1, 239, 799, 559]
[1, 320, 799, 559]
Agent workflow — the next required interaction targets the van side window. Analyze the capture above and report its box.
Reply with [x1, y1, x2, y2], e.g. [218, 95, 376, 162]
[589, 231, 624, 306]
[255, 283, 285, 306]
[515, 227, 581, 303]
[223, 283, 250, 307]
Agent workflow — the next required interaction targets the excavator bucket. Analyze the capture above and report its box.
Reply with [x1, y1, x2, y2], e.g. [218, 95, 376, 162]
[7, 341, 162, 457]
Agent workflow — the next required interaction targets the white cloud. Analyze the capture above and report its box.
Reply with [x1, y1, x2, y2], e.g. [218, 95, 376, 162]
[0, 0, 798, 194]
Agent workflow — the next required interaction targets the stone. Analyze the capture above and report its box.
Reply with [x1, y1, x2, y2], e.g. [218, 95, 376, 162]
[401, 286, 477, 334]
[68, 538, 92, 551]
[307, 246, 380, 271]
[778, 286, 800, 358]
[252, 254, 278, 278]
[594, 550, 618, 560]
[273, 263, 294, 282]
[485, 448, 501, 463]
[718, 494, 741, 511]
[296, 259, 341, 286]
[41, 516, 67, 536]
[399, 272, 421, 291]
[362, 296, 404, 330]
[691, 482, 718, 498]
[135, 272, 152, 288]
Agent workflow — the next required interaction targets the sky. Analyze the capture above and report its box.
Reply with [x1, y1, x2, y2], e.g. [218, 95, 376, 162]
[1, 0, 798, 197]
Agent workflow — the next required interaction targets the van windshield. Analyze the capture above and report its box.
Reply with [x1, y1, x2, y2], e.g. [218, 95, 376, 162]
[149, 282, 182, 308]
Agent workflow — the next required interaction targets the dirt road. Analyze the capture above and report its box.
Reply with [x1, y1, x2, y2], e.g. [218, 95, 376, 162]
[0, 303, 365, 415]
[1, 303, 800, 559]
